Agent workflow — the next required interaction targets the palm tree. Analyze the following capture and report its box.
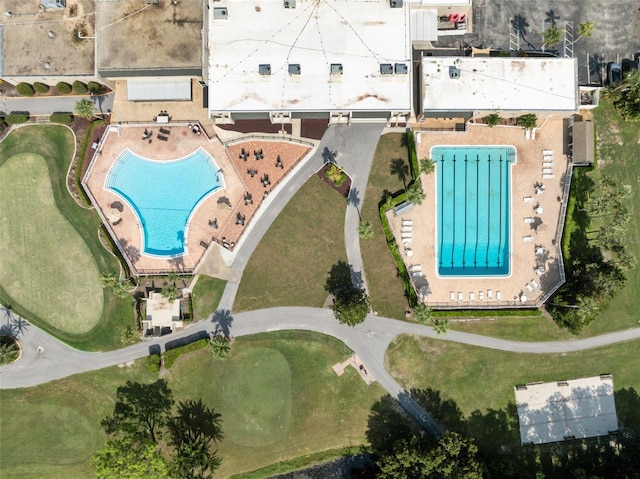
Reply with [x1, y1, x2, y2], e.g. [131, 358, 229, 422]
[210, 335, 231, 360]
[406, 182, 426, 205]
[74, 98, 95, 120]
[419, 158, 435, 175]
[358, 221, 374, 240]
[432, 318, 449, 335]
[517, 114, 538, 130]
[100, 272, 117, 288]
[0, 336, 20, 365]
[484, 113, 501, 128]
[542, 25, 562, 49]
[111, 280, 131, 299]
[413, 304, 433, 324]
[161, 285, 181, 301]
[575, 21, 594, 42]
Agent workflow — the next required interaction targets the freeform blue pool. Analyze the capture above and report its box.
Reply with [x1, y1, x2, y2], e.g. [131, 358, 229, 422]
[432, 145, 516, 277]
[106, 147, 224, 257]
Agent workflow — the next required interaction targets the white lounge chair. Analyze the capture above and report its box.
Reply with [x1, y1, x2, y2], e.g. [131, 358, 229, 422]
[401, 232, 412, 238]
[524, 217, 535, 223]
[523, 235, 533, 242]
[409, 264, 422, 272]
[535, 186, 545, 195]
[402, 219, 413, 225]
[526, 283, 534, 293]
[458, 292, 463, 302]
[543, 168, 553, 174]
[542, 174, 555, 179]
[401, 226, 413, 233]
[469, 292, 475, 302]
[402, 238, 412, 244]
[412, 271, 423, 278]
[542, 161, 553, 167]
[405, 248, 414, 257]
[478, 291, 484, 301]
[487, 289, 493, 299]
[543, 149, 553, 155]
[450, 291, 455, 302]
[531, 280, 540, 289]
[496, 291, 502, 301]
[524, 196, 534, 203]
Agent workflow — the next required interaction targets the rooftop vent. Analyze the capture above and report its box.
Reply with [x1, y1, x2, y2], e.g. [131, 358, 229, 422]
[390, 0, 403, 7]
[259, 64, 272, 75]
[380, 63, 393, 75]
[449, 66, 461, 79]
[394, 63, 408, 74]
[213, 7, 228, 19]
[288, 64, 301, 75]
[284, 0, 296, 8]
[330, 63, 343, 75]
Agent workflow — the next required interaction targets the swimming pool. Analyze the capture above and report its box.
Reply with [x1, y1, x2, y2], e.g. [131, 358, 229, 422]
[105, 147, 224, 257]
[432, 145, 516, 277]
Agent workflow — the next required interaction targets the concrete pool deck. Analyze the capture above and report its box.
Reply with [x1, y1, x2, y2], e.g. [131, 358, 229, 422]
[394, 118, 567, 308]
[83, 125, 311, 275]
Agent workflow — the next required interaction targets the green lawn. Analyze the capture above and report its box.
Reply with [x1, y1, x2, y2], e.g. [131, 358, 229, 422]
[0, 331, 384, 478]
[0, 153, 102, 333]
[192, 274, 227, 319]
[234, 176, 347, 311]
[0, 125, 134, 350]
[360, 133, 410, 319]
[386, 334, 640, 416]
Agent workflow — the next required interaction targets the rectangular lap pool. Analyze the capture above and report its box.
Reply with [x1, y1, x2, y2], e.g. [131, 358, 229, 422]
[432, 145, 516, 277]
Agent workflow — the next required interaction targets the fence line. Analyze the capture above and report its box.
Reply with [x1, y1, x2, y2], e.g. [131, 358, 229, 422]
[221, 133, 315, 148]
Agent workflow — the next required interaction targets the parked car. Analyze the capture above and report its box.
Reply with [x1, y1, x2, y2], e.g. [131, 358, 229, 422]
[607, 62, 622, 86]
[621, 58, 638, 78]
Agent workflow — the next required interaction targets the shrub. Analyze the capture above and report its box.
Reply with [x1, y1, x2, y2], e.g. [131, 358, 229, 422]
[87, 81, 102, 94]
[324, 164, 347, 186]
[73, 80, 88, 94]
[164, 338, 208, 368]
[406, 130, 420, 179]
[147, 353, 161, 374]
[56, 82, 72, 94]
[5, 113, 29, 125]
[33, 82, 50, 94]
[16, 82, 35, 97]
[49, 113, 74, 124]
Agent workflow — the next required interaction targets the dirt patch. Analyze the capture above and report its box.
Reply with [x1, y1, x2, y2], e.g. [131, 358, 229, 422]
[316, 163, 352, 198]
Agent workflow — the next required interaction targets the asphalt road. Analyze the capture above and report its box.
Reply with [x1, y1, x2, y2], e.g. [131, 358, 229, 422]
[0, 93, 114, 116]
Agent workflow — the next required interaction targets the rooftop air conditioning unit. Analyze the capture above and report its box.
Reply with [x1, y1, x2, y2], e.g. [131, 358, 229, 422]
[390, 0, 403, 7]
[449, 66, 461, 79]
[395, 63, 408, 74]
[380, 64, 394, 75]
[288, 64, 301, 75]
[213, 7, 228, 19]
[284, 0, 296, 8]
[330, 63, 343, 75]
[259, 64, 272, 75]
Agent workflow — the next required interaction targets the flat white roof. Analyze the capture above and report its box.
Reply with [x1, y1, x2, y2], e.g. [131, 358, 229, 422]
[145, 291, 181, 328]
[421, 57, 578, 112]
[515, 376, 618, 445]
[127, 78, 192, 102]
[207, 0, 411, 113]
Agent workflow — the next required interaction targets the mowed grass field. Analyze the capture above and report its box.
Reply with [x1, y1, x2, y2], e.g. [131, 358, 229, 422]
[0, 331, 384, 478]
[0, 125, 134, 350]
[360, 133, 410, 319]
[234, 176, 348, 311]
[386, 334, 640, 416]
[0, 153, 102, 333]
[192, 274, 227, 320]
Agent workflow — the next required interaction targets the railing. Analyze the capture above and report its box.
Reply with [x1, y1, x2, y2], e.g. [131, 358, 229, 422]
[222, 133, 316, 148]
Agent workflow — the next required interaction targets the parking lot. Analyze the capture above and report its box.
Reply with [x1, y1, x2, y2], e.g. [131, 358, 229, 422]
[435, 0, 640, 85]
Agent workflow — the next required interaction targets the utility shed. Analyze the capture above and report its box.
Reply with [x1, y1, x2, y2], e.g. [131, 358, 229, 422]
[127, 78, 192, 102]
[515, 375, 618, 445]
[572, 121, 594, 164]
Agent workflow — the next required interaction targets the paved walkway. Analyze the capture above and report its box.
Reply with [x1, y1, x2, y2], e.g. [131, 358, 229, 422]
[0, 94, 114, 116]
[3, 123, 640, 440]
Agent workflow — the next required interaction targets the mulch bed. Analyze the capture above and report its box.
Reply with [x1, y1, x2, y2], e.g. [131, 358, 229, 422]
[316, 163, 351, 198]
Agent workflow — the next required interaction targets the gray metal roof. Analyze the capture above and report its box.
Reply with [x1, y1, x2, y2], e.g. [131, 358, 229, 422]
[572, 121, 594, 164]
[127, 78, 192, 102]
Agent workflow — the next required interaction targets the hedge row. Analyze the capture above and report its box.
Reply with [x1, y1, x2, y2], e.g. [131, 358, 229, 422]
[56, 82, 72, 94]
[75, 119, 105, 206]
[73, 81, 88, 94]
[5, 113, 29, 125]
[49, 113, 74, 124]
[16, 82, 35, 97]
[406, 130, 420, 179]
[14, 81, 101, 96]
[163, 338, 209, 369]
[33, 82, 50, 94]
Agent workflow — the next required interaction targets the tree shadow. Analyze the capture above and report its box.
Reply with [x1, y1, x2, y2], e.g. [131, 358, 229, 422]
[545, 9, 560, 26]
[167, 255, 185, 273]
[325, 260, 353, 296]
[211, 309, 233, 337]
[390, 158, 409, 188]
[120, 238, 141, 265]
[0, 306, 29, 338]
[365, 394, 414, 454]
[347, 187, 361, 212]
[322, 146, 338, 164]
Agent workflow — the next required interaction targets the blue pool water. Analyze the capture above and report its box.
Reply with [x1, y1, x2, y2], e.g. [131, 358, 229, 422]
[432, 145, 516, 277]
[106, 147, 223, 257]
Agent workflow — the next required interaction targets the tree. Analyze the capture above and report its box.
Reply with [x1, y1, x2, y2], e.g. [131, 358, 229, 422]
[377, 433, 483, 479]
[484, 113, 501, 127]
[517, 114, 538, 130]
[112, 280, 131, 299]
[330, 286, 370, 326]
[161, 284, 181, 301]
[101, 379, 174, 443]
[167, 399, 223, 479]
[419, 158, 435, 175]
[16, 82, 35, 97]
[576, 21, 595, 42]
[542, 25, 562, 48]
[432, 318, 449, 335]
[406, 182, 426, 205]
[92, 436, 169, 479]
[210, 334, 231, 360]
[100, 272, 117, 288]
[75, 98, 95, 119]
[358, 220, 374, 240]
[0, 336, 20, 365]
[413, 304, 433, 324]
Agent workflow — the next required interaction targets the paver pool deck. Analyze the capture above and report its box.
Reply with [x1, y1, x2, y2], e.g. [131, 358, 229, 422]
[84, 125, 311, 274]
[393, 118, 567, 307]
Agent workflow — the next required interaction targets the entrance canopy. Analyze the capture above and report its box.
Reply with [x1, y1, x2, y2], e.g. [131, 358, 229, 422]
[127, 78, 192, 102]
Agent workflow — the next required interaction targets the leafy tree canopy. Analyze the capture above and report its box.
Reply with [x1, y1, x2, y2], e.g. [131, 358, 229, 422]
[92, 436, 169, 479]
